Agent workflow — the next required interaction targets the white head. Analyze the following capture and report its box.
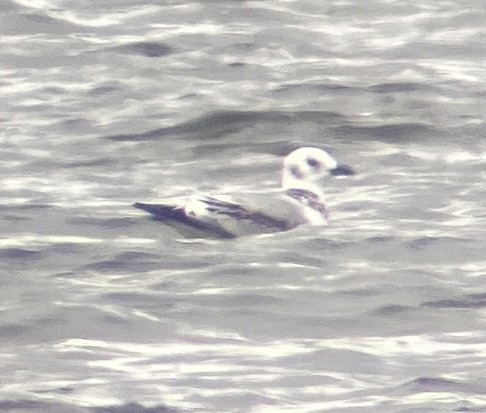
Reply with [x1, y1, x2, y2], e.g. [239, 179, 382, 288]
[281, 147, 355, 194]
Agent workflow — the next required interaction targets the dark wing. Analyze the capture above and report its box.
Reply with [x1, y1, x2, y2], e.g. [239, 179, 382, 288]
[199, 196, 293, 231]
[133, 202, 235, 238]
[133, 202, 182, 220]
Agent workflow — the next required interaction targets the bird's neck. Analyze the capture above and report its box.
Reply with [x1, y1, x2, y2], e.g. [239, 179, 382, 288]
[285, 186, 328, 219]
[282, 177, 325, 200]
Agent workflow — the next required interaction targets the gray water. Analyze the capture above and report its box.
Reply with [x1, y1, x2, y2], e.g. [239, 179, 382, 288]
[1, 1, 486, 412]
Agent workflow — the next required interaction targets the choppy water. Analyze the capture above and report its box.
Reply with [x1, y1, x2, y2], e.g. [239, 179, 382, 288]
[1, 1, 486, 412]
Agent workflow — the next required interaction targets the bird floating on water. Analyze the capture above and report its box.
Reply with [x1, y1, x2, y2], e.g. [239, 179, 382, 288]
[134, 147, 355, 238]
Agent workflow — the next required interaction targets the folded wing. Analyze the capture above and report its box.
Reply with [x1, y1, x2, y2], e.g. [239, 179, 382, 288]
[133, 201, 235, 238]
[199, 196, 293, 232]
[133, 192, 309, 238]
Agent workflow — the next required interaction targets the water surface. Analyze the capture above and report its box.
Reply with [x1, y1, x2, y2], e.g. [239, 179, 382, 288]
[1, 1, 486, 412]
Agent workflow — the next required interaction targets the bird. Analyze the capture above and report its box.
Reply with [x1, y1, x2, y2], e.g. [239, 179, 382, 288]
[133, 147, 355, 238]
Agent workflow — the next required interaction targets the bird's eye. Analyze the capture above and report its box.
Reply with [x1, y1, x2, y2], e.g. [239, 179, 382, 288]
[307, 158, 320, 168]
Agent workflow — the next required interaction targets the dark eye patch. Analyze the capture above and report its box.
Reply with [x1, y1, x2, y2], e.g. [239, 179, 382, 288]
[290, 165, 303, 179]
[307, 158, 320, 168]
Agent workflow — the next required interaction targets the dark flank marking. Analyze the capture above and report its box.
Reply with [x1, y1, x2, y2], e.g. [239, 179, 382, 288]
[133, 202, 235, 238]
[200, 197, 292, 231]
[286, 189, 328, 218]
